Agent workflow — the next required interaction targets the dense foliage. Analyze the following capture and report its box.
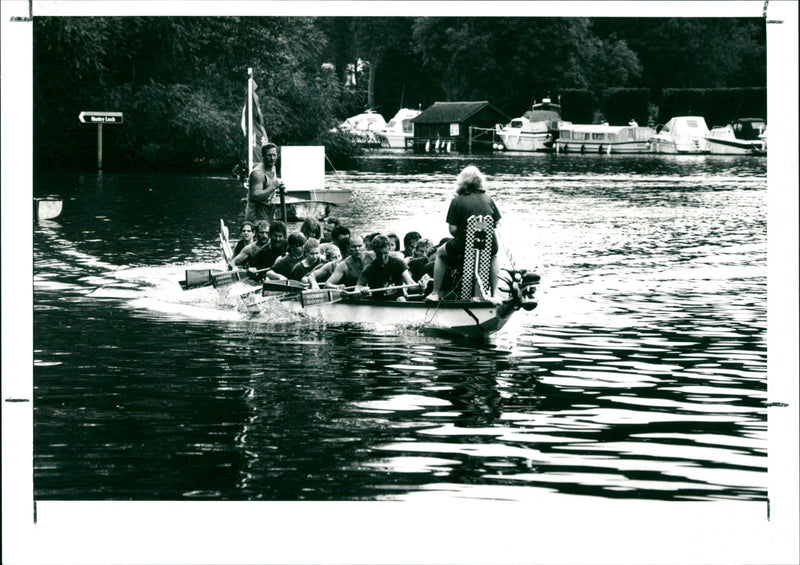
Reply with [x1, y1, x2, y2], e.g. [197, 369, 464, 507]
[33, 16, 765, 172]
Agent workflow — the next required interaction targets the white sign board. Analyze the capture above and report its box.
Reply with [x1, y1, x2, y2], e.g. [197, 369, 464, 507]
[450, 123, 460, 136]
[280, 146, 325, 190]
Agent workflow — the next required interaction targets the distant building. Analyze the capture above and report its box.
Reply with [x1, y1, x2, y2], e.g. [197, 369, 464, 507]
[411, 101, 509, 153]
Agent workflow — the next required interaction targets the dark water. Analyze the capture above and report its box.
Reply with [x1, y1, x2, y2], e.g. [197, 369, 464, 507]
[33, 152, 768, 501]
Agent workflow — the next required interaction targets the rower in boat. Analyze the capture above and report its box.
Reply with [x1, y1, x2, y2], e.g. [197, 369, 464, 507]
[356, 234, 426, 301]
[323, 234, 370, 289]
[229, 219, 288, 279]
[304, 245, 343, 288]
[288, 238, 323, 281]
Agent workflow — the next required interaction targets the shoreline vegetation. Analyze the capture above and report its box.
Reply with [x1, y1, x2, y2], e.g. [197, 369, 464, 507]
[33, 16, 765, 174]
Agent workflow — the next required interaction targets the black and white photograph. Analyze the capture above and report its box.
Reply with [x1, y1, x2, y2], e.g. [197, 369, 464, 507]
[2, 1, 797, 563]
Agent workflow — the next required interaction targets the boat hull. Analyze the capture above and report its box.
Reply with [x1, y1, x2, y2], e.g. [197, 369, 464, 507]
[284, 189, 352, 205]
[706, 136, 766, 155]
[556, 140, 651, 154]
[497, 132, 551, 152]
[650, 137, 708, 154]
[258, 295, 524, 337]
[34, 197, 63, 221]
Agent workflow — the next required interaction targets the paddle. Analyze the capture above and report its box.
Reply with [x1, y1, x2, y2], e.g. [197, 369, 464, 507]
[261, 279, 308, 295]
[211, 268, 271, 288]
[180, 269, 214, 290]
[300, 283, 420, 307]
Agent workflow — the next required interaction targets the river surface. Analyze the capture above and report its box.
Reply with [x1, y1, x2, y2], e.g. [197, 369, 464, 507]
[32, 152, 768, 501]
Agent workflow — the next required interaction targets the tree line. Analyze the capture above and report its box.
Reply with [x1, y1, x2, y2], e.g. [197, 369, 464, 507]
[32, 16, 765, 172]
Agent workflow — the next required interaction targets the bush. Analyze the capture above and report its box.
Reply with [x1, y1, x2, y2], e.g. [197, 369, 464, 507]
[602, 88, 651, 126]
[316, 129, 364, 170]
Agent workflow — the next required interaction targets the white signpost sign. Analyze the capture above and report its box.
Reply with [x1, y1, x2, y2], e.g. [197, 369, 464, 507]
[79, 111, 123, 170]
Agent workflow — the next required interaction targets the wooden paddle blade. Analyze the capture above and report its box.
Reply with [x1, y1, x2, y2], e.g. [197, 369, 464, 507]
[262, 279, 307, 295]
[181, 269, 212, 290]
[211, 270, 244, 288]
[300, 288, 346, 307]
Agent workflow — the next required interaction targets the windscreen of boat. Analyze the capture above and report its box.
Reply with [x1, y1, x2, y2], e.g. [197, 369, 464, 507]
[734, 120, 766, 139]
[524, 109, 561, 122]
[510, 120, 525, 128]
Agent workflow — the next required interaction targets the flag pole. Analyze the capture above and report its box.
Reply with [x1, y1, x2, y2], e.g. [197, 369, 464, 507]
[247, 67, 254, 174]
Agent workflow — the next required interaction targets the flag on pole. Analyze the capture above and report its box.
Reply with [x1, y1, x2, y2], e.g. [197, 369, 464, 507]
[241, 77, 269, 167]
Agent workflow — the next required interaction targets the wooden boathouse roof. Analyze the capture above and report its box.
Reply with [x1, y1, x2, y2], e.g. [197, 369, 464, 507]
[411, 101, 509, 124]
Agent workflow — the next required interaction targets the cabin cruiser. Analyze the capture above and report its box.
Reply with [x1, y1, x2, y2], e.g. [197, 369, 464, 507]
[650, 116, 709, 154]
[555, 123, 655, 154]
[376, 108, 421, 148]
[334, 109, 386, 146]
[495, 97, 562, 152]
[706, 118, 766, 155]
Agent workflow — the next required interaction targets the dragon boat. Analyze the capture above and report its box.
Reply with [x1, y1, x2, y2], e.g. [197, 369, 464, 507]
[181, 218, 539, 337]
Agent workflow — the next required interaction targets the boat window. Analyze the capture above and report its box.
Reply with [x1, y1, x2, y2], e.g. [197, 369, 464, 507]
[592, 133, 604, 140]
[560, 130, 571, 139]
[511, 120, 524, 128]
[686, 120, 698, 128]
[402, 120, 413, 133]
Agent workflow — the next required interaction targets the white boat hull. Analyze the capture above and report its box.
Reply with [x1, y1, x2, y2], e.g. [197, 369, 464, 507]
[650, 137, 708, 154]
[251, 295, 525, 337]
[706, 128, 766, 155]
[497, 132, 551, 152]
[34, 197, 63, 221]
[284, 189, 352, 205]
[556, 140, 652, 154]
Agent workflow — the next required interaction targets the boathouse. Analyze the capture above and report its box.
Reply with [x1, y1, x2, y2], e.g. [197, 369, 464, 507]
[410, 101, 509, 153]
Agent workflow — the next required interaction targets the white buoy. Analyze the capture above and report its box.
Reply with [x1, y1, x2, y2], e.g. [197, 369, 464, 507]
[425, 140, 430, 152]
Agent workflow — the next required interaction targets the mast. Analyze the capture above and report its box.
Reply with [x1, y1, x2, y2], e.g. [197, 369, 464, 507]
[247, 67, 254, 173]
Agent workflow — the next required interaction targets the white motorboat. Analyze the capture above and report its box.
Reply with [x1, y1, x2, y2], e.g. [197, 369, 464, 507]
[376, 108, 420, 148]
[335, 109, 386, 146]
[495, 97, 561, 152]
[555, 123, 655, 154]
[650, 116, 710, 154]
[706, 118, 766, 155]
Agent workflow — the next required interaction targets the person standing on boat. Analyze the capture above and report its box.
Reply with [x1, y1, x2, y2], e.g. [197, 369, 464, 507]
[324, 234, 370, 289]
[426, 165, 501, 302]
[357, 235, 423, 301]
[245, 143, 284, 223]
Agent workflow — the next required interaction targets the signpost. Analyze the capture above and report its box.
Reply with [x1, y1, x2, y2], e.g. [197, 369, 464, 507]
[79, 111, 123, 171]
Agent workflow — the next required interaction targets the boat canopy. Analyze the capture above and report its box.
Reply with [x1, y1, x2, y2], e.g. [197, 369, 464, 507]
[731, 118, 766, 140]
[660, 116, 709, 136]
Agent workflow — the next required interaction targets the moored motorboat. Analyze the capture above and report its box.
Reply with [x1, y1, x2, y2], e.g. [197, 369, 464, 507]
[650, 116, 709, 154]
[334, 109, 386, 147]
[555, 123, 655, 154]
[494, 97, 562, 152]
[376, 107, 421, 148]
[706, 118, 766, 155]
